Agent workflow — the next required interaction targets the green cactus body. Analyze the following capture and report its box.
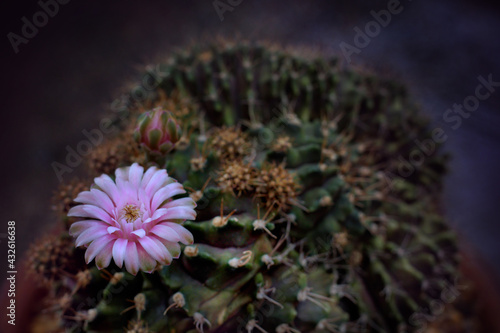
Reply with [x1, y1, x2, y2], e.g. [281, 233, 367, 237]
[38, 42, 458, 333]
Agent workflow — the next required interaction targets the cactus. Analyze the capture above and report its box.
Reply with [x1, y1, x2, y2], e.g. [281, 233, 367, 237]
[32, 41, 461, 333]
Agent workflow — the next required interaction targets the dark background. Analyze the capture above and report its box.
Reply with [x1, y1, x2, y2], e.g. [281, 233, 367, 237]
[1, 0, 499, 285]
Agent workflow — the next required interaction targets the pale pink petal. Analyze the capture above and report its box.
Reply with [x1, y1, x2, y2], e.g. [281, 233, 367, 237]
[137, 236, 168, 262]
[133, 218, 143, 230]
[82, 205, 114, 223]
[73, 190, 93, 204]
[149, 224, 181, 242]
[85, 235, 115, 264]
[150, 236, 172, 265]
[136, 245, 157, 273]
[115, 176, 138, 205]
[67, 205, 92, 218]
[164, 222, 193, 245]
[121, 222, 134, 235]
[112, 238, 128, 268]
[107, 226, 121, 235]
[91, 188, 115, 212]
[74, 189, 114, 212]
[115, 166, 130, 181]
[68, 205, 113, 224]
[138, 188, 149, 211]
[144, 170, 168, 196]
[94, 175, 120, 203]
[69, 220, 108, 237]
[148, 208, 168, 222]
[75, 226, 109, 247]
[158, 207, 196, 221]
[115, 176, 130, 197]
[131, 229, 146, 238]
[128, 163, 144, 189]
[95, 241, 114, 269]
[124, 242, 140, 275]
[163, 197, 197, 209]
[155, 236, 181, 258]
[140, 166, 158, 189]
[151, 182, 185, 211]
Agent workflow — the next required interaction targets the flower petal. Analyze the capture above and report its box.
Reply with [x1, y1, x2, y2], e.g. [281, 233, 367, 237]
[94, 174, 120, 204]
[128, 163, 144, 189]
[144, 170, 168, 196]
[75, 225, 109, 247]
[85, 235, 115, 264]
[74, 189, 115, 212]
[138, 188, 150, 211]
[151, 182, 185, 211]
[115, 176, 136, 203]
[131, 229, 146, 238]
[137, 236, 168, 263]
[149, 208, 168, 222]
[124, 242, 140, 275]
[163, 197, 197, 209]
[112, 238, 128, 268]
[158, 207, 196, 221]
[155, 236, 181, 259]
[107, 226, 121, 235]
[164, 222, 193, 245]
[136, 244, 157, 273]
[149, 224, 181, 242]
[95, 241, 114, 269]
[115, 166, 130, 181]
[69, 220, 108, 237]
[121, 221, 134, 235]
[150, 236, 172, 265]
[68, 205, 113, 224]
[140, 166, 158, 189]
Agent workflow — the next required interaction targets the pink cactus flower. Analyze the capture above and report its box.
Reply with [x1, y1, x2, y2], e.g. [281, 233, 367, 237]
[68, 163, 196, 275]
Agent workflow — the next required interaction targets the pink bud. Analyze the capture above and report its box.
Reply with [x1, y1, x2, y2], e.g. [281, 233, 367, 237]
[134, 108, 182, 154]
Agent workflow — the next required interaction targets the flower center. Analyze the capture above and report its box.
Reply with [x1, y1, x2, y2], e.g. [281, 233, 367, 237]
[121, 204, 141, 223]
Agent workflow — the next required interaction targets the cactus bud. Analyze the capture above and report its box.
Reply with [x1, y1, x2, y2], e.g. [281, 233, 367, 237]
[134, 108, 182, 154]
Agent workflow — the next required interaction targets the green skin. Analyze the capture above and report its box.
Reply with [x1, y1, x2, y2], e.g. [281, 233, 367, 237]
[52, 42, 457, 333]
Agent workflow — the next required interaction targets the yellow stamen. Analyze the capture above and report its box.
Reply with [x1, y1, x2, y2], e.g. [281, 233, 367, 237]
[122, 204, 140, 223]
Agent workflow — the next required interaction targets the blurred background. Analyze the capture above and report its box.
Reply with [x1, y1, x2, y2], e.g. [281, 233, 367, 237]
[1, 0, 499, 290]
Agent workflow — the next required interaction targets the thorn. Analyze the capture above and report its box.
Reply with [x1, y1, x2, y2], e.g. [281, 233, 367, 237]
[163, 292, 186, 315]
[246, 319, 269, 333]
[121, 293, 146, 321]
[193, 312, 211, 333]
[275, 323, 301, 333]
[228, 250, 253, 268]
[212, 198, 237, 227]
[297, 287, 336, 311]
[256, 287, 283, 309]
[253, 203, 277, 239]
